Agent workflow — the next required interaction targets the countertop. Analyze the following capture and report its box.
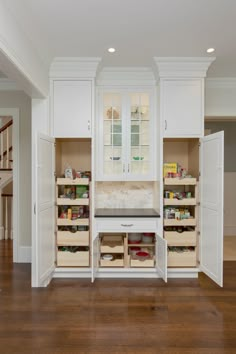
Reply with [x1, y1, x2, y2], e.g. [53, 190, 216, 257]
[94, 208, 160, 218]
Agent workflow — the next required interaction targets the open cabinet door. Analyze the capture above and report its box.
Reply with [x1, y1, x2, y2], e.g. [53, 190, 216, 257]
[32, 133, 55, 287]
[200, 131, 224, 287]
[91, 233, 99, 282]
[156, 234, 168, 282]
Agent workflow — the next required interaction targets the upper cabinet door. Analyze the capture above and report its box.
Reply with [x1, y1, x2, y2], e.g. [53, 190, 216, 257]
[96, 88, 156, 181]
[127, 92, 154, 180]
[99, 92, 125, 180]
[161, 79, 203, 137]
[52, 80, 92, 138]
[200, 131, 224, 287]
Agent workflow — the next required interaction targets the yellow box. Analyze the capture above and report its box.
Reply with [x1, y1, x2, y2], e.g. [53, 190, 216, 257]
[163, 163, 178, 177]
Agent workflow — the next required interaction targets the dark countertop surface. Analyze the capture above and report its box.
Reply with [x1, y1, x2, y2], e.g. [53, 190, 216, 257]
[94, 208, 160, 218]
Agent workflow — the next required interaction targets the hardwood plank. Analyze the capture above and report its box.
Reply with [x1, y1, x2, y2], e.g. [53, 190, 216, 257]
[1, 240, 236, 354]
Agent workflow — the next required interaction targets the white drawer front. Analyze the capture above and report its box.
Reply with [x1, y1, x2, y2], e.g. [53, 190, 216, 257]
[96, 218, 158, 232]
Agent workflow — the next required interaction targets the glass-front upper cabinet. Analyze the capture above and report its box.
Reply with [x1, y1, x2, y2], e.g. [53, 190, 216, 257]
[129, 93, 150, 177]
[96, 88, 156, 181]
[102, 93, 124, 178]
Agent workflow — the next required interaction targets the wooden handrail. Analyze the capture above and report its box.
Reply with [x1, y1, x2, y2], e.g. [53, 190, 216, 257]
[0, 146, 12, 160]
[0, 120, 13, 134]
[1, 194, 13, 197]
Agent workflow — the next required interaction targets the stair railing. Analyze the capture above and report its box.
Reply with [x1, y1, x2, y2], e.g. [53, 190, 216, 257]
[0, 120, 13, 169]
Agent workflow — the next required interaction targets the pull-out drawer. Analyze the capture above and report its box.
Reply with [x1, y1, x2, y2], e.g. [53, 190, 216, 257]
[100, 255, 124, 267]
[168, 248, 196, 267]
[57, 250, 89, 267]
[164, 231, 196, 246]
[100, 234, 124, 253]
[96, 218, 158, 232]
[57, 231, 89, 246]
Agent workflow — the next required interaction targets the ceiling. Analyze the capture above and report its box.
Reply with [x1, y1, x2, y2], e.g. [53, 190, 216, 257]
[3, 0, 236, 77]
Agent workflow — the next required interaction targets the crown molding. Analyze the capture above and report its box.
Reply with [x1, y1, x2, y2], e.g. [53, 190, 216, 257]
[96, 67, 156, 86]
[154, 57, 215, 78]
[50, 57, 101, 78]
[206, 78, 236, 89]
[0, 78, 20, 91]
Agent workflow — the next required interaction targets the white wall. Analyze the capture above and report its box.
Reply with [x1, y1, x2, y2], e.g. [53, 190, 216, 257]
[205, 79, 236, 117]
[0, 91, 31, 247]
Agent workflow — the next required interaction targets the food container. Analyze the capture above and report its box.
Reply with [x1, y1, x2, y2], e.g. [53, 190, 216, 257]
[135, 251, 150, 261]
[101, 254, 113, 261]
[142, 233, 155, 244]
[128, 233, 142, 243]
[129, 247, 141, 256]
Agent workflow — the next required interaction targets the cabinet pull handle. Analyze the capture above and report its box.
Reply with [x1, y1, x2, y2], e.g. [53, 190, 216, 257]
[121, 223, 133, 227]
[128, 164, 130, 173]
[165, 120, 167, 130]
[88, 120, 91, 131]
[123, 164, 125, 173]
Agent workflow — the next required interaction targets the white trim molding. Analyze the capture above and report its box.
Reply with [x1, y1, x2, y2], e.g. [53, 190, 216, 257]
[18, 246, 31, 263]
[96, 67, 156, 86]
[0, 1, 49, 98]
[50, 57, 101, 78]
[154, 57, 215, 78]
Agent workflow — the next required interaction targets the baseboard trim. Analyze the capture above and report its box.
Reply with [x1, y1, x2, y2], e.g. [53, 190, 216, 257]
[17, 246, 31, 263]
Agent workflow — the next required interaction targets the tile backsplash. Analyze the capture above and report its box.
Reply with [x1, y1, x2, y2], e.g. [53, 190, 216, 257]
[95, 182, 159, 209]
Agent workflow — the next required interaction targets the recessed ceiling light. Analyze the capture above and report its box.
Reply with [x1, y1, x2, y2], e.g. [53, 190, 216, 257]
[207, 48, 215, 53]
[108, 47, 116, 53]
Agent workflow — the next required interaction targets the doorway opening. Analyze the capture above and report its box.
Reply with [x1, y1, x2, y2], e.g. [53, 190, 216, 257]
[205, 117, 236, 260]
[0, 109, 19, 263]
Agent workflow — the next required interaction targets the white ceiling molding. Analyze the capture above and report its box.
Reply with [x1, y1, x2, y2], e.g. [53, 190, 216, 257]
[50, 57, 101, 78]
[0, 78, 20, 91]
[96, 67, 156, 86]
[0, 1, 49, 98]
[154, 57, 216, 78]
[206, 78, 236, 89]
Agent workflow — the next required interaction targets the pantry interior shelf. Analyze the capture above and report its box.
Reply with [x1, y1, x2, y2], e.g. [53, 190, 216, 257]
[164, 177, 197, 185]
[57, 198, 89, 205]
[164, 198, 196, 206]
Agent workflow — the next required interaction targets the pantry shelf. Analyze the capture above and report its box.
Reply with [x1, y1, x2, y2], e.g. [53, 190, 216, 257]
[164, 177, 197, 185]
[164, 198, 196, 206]
[57, 198, 89, 205]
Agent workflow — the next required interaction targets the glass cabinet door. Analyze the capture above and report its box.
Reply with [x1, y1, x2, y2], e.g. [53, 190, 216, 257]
[129, 93, 150, 176]
[103, 93, 124, 177]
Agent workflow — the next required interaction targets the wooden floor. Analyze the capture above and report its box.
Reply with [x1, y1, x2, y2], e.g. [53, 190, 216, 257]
[1, 240, 236, 354]
[224, 236, 236, 260]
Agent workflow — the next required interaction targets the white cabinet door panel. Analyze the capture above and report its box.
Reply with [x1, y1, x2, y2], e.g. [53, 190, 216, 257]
[200, 131, 224, 287]
[162, 79, 203, 137]
[53, 80, 92, 138]
[156, 234, 167, 282]
[32, 133, 55, 287]
[91, 234, 99, 283]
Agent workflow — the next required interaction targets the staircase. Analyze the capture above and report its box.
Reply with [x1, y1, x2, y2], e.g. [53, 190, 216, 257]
[0, 119, 13, 240]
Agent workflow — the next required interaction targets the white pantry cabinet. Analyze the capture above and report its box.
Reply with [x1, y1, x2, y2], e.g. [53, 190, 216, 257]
[92, 217, 167, 282]
[51, 80, 92, 138]
[162, 132, 224, 287]
[161, 79, 204, 137]
[96, 88, 156, 181]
